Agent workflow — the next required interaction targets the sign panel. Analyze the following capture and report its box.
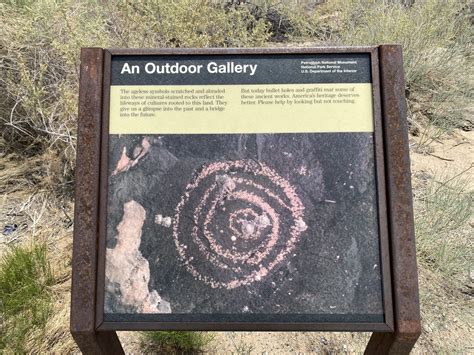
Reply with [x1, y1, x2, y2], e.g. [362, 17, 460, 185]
[96, 49, 392, 329]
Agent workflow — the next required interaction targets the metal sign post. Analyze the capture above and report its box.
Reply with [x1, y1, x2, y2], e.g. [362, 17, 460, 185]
[71, 46, 420, 354]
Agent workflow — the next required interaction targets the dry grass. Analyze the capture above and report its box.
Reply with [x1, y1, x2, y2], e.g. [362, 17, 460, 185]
[1, 0, 471, 178]
[141, 331, 215, 353]
[0, 242, 54, 353]
[415, 267, 473, 353]
[0, 0, 271, 193]
[0, 0, 472, 353]
[410, 162, 473, 353]
[317, 0, 473, 133]
[0, 174, 76, 352]
[415, 170, 473, 278]
[25, 237, 77, 354]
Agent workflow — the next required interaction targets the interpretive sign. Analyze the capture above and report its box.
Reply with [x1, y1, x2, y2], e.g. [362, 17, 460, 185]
[71, 47, 421, 354]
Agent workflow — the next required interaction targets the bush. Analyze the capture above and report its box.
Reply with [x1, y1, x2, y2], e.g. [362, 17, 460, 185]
[0, 0, 271, 193]
[142, 331, 214, 353]
[0, 1, 108, 180]
[319, 0, 473, 132]
[225, 0, 323, 41]
[0, 243, 54, 353]
[109, 1, 269, 48]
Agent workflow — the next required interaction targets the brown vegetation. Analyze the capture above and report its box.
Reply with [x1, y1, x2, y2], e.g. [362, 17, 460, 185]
[0, 0, 472, 353]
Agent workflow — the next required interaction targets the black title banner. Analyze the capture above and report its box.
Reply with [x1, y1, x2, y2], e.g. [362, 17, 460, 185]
[111, 53, 371, 86]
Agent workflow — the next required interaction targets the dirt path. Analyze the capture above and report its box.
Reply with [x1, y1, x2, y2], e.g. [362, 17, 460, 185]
[410, 130, 473, 189]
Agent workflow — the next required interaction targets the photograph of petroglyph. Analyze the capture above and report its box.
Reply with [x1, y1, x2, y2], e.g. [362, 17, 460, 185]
[104, 131, 384, 322]
[102, 51, 387, 322]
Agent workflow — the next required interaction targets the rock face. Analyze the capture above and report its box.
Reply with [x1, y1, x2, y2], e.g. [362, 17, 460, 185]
[104, 200, 171, 314]
[105, 133, 384, 323]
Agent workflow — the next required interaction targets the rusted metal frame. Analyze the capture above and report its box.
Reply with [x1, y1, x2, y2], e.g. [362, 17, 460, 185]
[95, 49, 112, 330]
[95, 46, 394, 332]
[98, 321, 390, 332]
[370, 47, 394, 333]
[71, 332, 123, 354]
[365, 45, 421, 354]
[70, 47, 124, 354]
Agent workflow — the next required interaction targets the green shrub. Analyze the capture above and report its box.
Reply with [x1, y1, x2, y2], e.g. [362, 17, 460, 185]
[0, 243, 54, 353]
[142, 331, 214, 353]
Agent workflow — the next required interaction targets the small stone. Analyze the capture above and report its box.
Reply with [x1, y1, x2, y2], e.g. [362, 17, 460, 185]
[2, 224, 18, 235]
[155, 214, 163, 225]
[155, 214, 172, 228]
[162, 217, 172, 228]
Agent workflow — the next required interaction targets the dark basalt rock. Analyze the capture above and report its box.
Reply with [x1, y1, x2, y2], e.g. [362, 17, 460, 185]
[104, 132, 384, 323]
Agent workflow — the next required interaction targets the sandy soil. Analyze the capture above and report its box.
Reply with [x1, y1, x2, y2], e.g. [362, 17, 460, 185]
[410, 130, 473, 189]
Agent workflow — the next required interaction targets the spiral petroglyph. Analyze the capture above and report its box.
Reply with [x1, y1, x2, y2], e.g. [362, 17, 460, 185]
[173, 160, 307, 289]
